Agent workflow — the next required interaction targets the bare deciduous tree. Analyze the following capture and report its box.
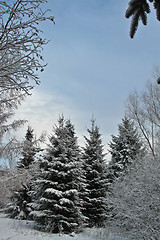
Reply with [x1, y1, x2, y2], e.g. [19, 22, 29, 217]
[0, 0, 54, 165]
[0, 87, 27, 167]
[126, 82, 160, 157]
[0, 0, 54, 93]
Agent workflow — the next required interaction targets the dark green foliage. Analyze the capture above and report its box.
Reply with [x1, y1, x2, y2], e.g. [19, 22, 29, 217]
[30, 116, 84, 233]
[5, 183, 32, 220]
[6, 127, 40, 220]
[108, 116, 144, 181]
[154, 0, 160, 20]
[126, 0, 160, 38]
[17, 126, 38, 168]
[82, 119, 107, 227]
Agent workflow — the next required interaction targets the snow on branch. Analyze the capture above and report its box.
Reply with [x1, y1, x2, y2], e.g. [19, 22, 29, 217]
[0, 0, 54, 93]
[45, 188, 62, 198]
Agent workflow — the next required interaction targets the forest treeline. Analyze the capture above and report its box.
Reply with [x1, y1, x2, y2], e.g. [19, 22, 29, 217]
[0, 80, 160, 239]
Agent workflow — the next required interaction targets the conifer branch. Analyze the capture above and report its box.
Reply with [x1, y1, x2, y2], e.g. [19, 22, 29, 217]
[126, 0, 160, 38]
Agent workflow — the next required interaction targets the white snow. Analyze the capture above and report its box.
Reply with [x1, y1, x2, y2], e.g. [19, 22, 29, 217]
[0, 213, 129, 240]
[60, 198, 72, 205]
[0, 213, 94, 240]
[65, 189, 77, 195]
[45, 188, 62, 197]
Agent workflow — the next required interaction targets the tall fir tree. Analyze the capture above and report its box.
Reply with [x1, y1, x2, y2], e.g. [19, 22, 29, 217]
[108, 116, 145, 181]
[82, 119, 107, 227]
[30, 116, 84, 233]
[17, 126, 38, 168]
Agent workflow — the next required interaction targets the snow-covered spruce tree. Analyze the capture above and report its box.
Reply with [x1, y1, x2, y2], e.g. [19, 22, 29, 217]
[108, 116, 145, 182]
[126, 0, 160, 38]
[17, 126, 39, 168]
[82, 119, 107, 227]
[30, 116, 84, 233]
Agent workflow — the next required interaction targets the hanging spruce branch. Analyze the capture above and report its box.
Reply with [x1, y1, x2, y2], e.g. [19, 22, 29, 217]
[154, 0, 160, 21]
[126, 0, 160, 38]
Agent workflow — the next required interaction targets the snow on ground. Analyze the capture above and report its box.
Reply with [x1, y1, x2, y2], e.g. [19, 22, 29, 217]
[0, 213, 129, 240]
[0, 213, 96, 240]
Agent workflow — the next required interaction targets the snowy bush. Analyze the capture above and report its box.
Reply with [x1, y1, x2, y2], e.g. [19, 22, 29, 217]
[0, 169, 25, 209]
[0, 163, 39, 213]
[106, 155, 160, 240]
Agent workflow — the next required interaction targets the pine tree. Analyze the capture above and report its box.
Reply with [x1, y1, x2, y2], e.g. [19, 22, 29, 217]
[82, 119, 107, 227]
[30, 116, 84, 233]
[108, 116, 144, 181]
[17, 126, 38, 168]
[126, 0, 160, 38]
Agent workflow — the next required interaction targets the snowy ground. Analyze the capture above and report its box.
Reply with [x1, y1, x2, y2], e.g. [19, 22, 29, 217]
[0, 213, 92, 240]
[0, 213, 129, 240]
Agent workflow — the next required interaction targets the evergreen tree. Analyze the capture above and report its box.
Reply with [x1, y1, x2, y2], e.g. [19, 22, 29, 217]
[5, 183, 32, 220]
[4, 164, 40, 220]
[5, 127, 43, 219]
[82, 119, 107, 227]
[126, 0, 160, 38]
[30, 116, 84, 233]
[108, 116, 144, 181]
[17, 126, 38, 168]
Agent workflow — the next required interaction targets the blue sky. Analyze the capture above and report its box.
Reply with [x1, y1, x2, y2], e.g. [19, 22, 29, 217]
[15, 0, 160, 159]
